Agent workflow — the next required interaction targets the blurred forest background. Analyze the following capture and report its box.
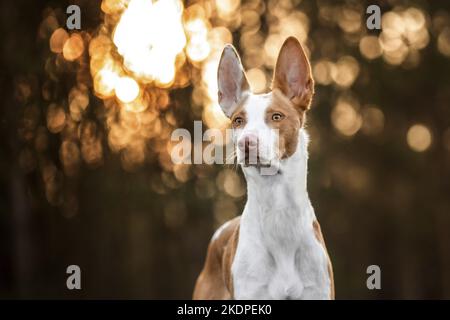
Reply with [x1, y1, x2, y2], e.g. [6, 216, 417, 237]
[1, 0, 450, 299]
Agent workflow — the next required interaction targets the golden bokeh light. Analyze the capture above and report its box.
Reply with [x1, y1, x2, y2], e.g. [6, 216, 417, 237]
[314, 56, 359, 88]
[313, 60, 336, 86]
[101, 0, 128, 15]
[437, 27, 450, 57]
[113, 0, 186, 85]
[216, 0, 241, 19]
[359, 35, 382, 60]
[79, 121, 103, 168]
[246, 68, 267, 93]
[63, 33, 84, 61]
[379, 8, 429, 66]
[361, 106, 385, 136]
[407, 124, 432, 152]
[69, 86, 89, 122]
[332, 98, 362, 137]
[49, 28, 69, 53]
[115, 76, 140, 103]
[185, 16, 211, 63]
[60, 140, 80, 176]
[94, 68, 119, 98]
[332, 56, 360, 88]
[338, 7, 362, 34]
[216, 169, 246, 199]
[47, 103, 66, 133]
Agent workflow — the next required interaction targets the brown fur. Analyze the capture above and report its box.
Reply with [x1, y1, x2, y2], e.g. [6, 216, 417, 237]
[265, 89, 305, 159]
[230, 97, 248, 129]
[313, 220, 335, 299]
[193, 217, 240, 299]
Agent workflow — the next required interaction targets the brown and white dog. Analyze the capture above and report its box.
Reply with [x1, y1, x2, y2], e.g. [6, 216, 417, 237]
[193, 37, 334, 300]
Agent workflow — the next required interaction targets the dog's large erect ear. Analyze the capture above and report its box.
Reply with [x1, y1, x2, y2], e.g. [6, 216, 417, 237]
[217, 44, 250, 118]
[272, 37, 314, 110]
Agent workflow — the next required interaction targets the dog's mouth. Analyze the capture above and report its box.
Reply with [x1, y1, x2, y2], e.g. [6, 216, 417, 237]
[236, 151, 281, 175]
[238, 155, 282, 176]
[243, 162, 273, 168]
[242, 155, 272, 168]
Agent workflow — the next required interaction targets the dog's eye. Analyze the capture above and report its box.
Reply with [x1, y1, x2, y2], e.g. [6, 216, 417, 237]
[233, 117, 244, 127]
[272, 113, 284, 121]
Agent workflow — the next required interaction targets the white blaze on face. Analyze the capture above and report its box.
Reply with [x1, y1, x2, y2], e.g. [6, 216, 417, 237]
[234, 93, 280, 165]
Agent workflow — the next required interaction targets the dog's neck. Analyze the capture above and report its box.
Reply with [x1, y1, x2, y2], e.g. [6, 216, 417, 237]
[241, 129, 313, 231]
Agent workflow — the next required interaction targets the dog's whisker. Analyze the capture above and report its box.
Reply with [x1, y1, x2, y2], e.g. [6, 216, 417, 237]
[225, 150, 237, 164]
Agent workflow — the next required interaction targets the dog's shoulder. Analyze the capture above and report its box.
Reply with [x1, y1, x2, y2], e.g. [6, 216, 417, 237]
[211, 216, 240, 244]
[221, 216, 241, 296]
[312, 219, 335, 299]
[193, 216, 240, 299]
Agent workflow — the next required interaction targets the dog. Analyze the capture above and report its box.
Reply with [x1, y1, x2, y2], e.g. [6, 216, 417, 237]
[193, 37, 334, 300]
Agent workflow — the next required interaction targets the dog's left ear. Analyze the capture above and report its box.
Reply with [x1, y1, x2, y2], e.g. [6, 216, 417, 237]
[272, 37, 314, 111]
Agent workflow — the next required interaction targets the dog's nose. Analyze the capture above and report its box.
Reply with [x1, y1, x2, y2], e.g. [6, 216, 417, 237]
[238, 133, 258, 152]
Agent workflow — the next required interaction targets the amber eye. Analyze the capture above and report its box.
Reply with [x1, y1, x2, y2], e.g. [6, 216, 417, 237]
[233, 116, 244, 127]
[272, 113, 284, 121]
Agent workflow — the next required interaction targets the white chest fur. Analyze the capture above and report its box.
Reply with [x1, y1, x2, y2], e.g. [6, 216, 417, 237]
[231, 131, 331, 300]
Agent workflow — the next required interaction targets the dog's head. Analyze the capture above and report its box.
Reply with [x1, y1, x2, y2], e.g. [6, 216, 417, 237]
[217, 37, 314, 174]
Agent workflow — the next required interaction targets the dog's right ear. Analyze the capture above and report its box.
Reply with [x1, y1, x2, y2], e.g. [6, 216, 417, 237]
[217, 44, 250, 118]
[272, 37, 314, 111]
